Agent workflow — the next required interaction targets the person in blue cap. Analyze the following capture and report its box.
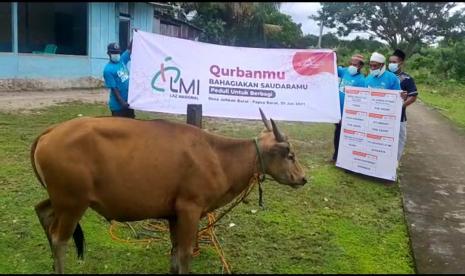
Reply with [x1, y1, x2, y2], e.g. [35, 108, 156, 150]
[332, 54, 367, 162]
[103, 40, 134, 118]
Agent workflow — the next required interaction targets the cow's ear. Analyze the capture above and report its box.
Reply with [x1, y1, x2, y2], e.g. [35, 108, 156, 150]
[270, 142, 290, 157]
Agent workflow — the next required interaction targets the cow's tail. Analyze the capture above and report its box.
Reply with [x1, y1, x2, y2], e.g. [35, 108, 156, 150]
[73, 223, 85, 260]
[30, 124, 86, 260]
[30, 126, 56, 189]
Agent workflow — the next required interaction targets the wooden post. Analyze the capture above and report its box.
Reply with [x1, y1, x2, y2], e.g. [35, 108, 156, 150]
[186, 104, 202, 128]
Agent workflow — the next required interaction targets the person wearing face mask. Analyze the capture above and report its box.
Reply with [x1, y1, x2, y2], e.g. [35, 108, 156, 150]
[365, 52, 402, 169]
[365, 52, 401, 91]
[388, 49, 418, 161]
[331, 54, 367, 162]
[103, 38, 134, 118]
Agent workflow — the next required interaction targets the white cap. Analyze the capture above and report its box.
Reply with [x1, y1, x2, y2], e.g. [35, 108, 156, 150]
[370, 52, 386, 63]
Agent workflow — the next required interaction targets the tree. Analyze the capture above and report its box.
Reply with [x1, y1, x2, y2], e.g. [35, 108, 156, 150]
[312, 2, 464, 56]
[225, 2, 282, 47]
[442, 8, 465, 43]
[178, 3, 227, 44]
[176, 2, 257, 45]
[178, 2, 298, 48]
[254, 5, 303, 48]
[295, 34, 319, 49]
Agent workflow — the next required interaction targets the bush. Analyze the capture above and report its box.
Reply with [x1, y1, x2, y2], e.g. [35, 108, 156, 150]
[407, 39, 465, 84]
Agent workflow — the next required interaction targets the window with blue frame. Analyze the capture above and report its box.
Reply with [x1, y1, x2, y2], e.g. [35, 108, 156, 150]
[18, 3, 87, 55]
[0, 3, 12, 52]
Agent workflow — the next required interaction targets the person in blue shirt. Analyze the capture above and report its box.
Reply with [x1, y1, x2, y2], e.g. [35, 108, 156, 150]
[388, 49, 418, 161]
[103, 41, 134, 118]
[332, 54, 367, 162]
[364, 52, 402, 168]
[365, 52, 401, 90]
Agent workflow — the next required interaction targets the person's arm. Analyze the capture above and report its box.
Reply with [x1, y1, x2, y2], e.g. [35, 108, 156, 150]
[127, 28, 138, 54]
[127, 39, 133, 56]
[121, 37, 133, 65]
[121, 50, 131, 65]
[402, 77, 418, 108]
[111, 88, 129, 109]
[400, 91, 408, 101]
[337, 66, 345, 78]
[403, 95, 417, 108]
[121, 29, 137, 65]
[128, 39, 132, 54]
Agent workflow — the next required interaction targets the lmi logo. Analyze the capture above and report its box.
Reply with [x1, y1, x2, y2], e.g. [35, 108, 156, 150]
[151, 57, 200, 96]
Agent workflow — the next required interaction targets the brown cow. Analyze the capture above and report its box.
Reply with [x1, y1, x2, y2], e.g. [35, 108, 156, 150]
[31, 109, 307, 274]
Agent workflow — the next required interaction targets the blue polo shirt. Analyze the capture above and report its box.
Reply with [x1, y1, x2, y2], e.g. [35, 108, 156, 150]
[103, 50, 131, 111]
[365, 69, 401, 90]
[338, 66, 366, 115]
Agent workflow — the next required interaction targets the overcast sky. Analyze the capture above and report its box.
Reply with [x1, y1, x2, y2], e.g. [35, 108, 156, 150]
[279, 2, 370, 40]
[280, 2, 465, 41]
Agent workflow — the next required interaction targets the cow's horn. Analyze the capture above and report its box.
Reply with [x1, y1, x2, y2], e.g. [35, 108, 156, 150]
[270, 119, 285, 142]
[259, 108, 272, 131]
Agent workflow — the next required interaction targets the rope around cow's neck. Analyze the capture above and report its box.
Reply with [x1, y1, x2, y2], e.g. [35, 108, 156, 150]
[194, 138, 265, 231]
[253, 138, 265, 209]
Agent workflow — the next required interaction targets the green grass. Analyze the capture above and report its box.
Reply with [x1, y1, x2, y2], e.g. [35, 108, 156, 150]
[417, 83, 465, 130]
[0, 102, 414, 274]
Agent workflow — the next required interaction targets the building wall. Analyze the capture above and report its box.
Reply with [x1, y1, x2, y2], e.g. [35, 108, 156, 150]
[153, 18, 161, 34]
[0, 2, 154, 90]
[89, 2, 118, 78]
[133, 3, 153, 35]
[89, 2, 118, 59]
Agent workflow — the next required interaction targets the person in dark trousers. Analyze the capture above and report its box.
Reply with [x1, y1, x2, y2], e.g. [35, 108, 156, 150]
[332, 54, 367, 162]
[388, 49, 418, 161]
[103, 39, 134, 118]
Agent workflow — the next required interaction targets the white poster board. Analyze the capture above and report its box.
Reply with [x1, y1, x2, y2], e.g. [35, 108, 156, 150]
[128, 30, 341, 123]
[336, 86, 403, 180]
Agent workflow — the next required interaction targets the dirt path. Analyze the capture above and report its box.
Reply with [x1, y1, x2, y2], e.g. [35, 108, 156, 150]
[399, 100, 465, 273]
[0, 89, 107, 112]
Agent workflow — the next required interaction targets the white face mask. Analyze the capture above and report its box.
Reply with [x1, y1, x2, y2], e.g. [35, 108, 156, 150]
[370, 65, 385, 77]
[110, 54, 120, 63]
[370, 68, 381, 77]
[388, 63, 399, 72]
[348, 65, 358, 76]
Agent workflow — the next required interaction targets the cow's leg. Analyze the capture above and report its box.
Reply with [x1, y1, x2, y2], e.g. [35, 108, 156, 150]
[49, 207, 86, 274]
[174, 204, 201, 274]
[168, 217, 178, 274]
[35, 199, 54, 252]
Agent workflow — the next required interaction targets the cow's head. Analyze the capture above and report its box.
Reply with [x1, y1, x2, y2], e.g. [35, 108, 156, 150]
[257, 108, 307, 188]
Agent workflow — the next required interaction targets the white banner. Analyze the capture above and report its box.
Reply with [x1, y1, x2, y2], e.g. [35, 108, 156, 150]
[336, 86, 403, 181]
[128, 31, 340, 122]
